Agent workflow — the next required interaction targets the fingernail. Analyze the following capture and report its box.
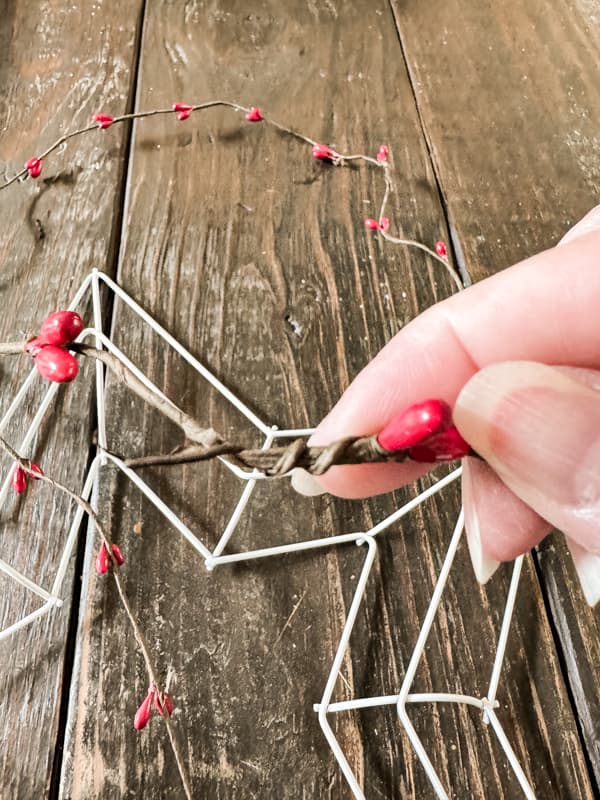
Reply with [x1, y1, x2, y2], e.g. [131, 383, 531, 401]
[558, 204, 600, 245]
[290, 468, 327, 496]
[567, 538, 600, 607]
[455, 362, 600, 547]
[462, 460, 501, 583]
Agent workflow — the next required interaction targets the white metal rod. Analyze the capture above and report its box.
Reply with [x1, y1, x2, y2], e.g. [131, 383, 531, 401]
[314, 692, 490, 713]
[486, 555, 524, 708]
[272, 427, 316, 438]
[210, 433, 275, 559]
[0, 602, 53, 641]
[207, 531, 364, 567]
[50, 458, 99, 597]
[0, 557, 57, 604]
[369, 468, 462, 537]
[317, 537, 378, 800]
[102, 451, 213, 561]
[395, 510, 465, 800]
[91, 272, 108, 456]
[95, 270, 271, 435]
[486, 708, 537, 799]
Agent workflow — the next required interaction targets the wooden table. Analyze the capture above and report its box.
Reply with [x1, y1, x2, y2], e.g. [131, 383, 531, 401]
[1, 2, 598, 797]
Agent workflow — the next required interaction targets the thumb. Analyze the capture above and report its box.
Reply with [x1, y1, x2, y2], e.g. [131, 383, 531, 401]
[454, 361, 600, 556]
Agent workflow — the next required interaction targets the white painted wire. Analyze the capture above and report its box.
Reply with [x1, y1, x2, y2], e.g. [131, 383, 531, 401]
[0, 272, 538, 798]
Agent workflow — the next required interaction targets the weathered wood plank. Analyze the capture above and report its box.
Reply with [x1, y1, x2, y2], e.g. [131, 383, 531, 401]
[62, 1, 595, 798]
[389, 0, 600, 788]
[0, 1, 144, 796]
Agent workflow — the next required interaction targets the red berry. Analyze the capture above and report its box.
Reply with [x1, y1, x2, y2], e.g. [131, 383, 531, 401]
[29, 463, 44, 480]
[377, 399, 452, 451]
[154, 691, 174, 717]
[25, 157, 42, 178]
[311, 143, 337, 161]
[245, 106, 263, 122]
[95, 543, 110, 575]
[172, 102, 193, 121]
[111, 543, 125, 566]
[11, 465, 27, 494]
[435, 240, 448, 259]
[365, 217, 390, 232]
[377, 144, 388, 162]
[409, 426, 472, 463]
[34, 346, 78, 382]
[134, 691, 154, 730]
[93, 113, 114, 129]
[38, 310, 84, 346]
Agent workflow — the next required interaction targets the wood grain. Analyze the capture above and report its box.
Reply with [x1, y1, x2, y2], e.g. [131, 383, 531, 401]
[0, 1, 143, 796]
[60, 2, 596, 799]
[389, 0, 600, 790]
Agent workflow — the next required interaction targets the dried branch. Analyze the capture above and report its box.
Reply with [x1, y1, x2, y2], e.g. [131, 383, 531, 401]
[0, 98, 464, 290]
[0, 436, 193, 800]
[69, 345, 409, 475]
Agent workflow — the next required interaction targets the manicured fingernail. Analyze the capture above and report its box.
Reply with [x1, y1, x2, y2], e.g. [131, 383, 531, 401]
[291, 468, 326, 496]
[454, 362, 600, 547]
[567, 538, 600, 607]
[462, 460, 500, 584]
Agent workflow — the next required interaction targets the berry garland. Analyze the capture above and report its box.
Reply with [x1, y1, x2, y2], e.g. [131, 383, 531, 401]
[0, 98, 470, 798]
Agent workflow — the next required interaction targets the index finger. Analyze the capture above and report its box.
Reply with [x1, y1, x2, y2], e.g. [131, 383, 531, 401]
[310, 227, 600, 497]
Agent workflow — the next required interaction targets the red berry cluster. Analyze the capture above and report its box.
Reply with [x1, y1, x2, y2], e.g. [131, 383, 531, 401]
[365, 216, 390, 232]
[376, 144, 389, 162]
[311, 143, 339, 162]
[95, 542, 126, 575]
[11, 462, 43, 494]
[25, 310, 84, 382]
[377, 398, 471, 462]
[134, 684, 174, 730]
[25, 157, 43, 178]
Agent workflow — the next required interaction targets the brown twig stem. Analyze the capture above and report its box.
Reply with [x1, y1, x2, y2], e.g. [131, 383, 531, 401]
[0, 98, 464, 290]
[0, 435, 193, 800]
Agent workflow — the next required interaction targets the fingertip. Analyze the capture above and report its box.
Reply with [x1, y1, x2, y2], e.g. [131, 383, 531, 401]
[462, 456, 551, 564]
[315, 461, 430, 499]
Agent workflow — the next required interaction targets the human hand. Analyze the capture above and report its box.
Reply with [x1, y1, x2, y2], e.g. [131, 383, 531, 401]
[293, 206, 600, 605]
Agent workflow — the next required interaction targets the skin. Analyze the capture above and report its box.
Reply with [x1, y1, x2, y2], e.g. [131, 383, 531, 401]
[307, 207, 600, 577]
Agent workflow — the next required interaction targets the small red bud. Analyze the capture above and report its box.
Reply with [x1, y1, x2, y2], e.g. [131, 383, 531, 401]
[95, 543, 110, 575]
[93, 113, 114, 129]
[11, 465, 27, 494]
[28, 463, 43, 480]
[245, 106, 263, 122]
[154, 691, 174, 717]
[34, 346, 79, 383]
[377, 144, 388, 162]
[25, 157, 42, 178]
[38, 310, 84, 346]
[409, 426, 471, 463]
[311, 143, 337, 162]
[134, 691, 154, 730]
[435, 240, 448, 260]
[377, 399, 452, 451]
[172, 102, 193, 121]
[111, 543, 125, 566]
[365, 217, 390, 232]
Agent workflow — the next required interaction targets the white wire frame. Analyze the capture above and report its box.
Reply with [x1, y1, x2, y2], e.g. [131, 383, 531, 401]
[0, 270, 537, 798]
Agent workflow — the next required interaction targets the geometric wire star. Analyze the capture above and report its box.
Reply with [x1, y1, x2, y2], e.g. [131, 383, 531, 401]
[0, 269, 535, 797]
